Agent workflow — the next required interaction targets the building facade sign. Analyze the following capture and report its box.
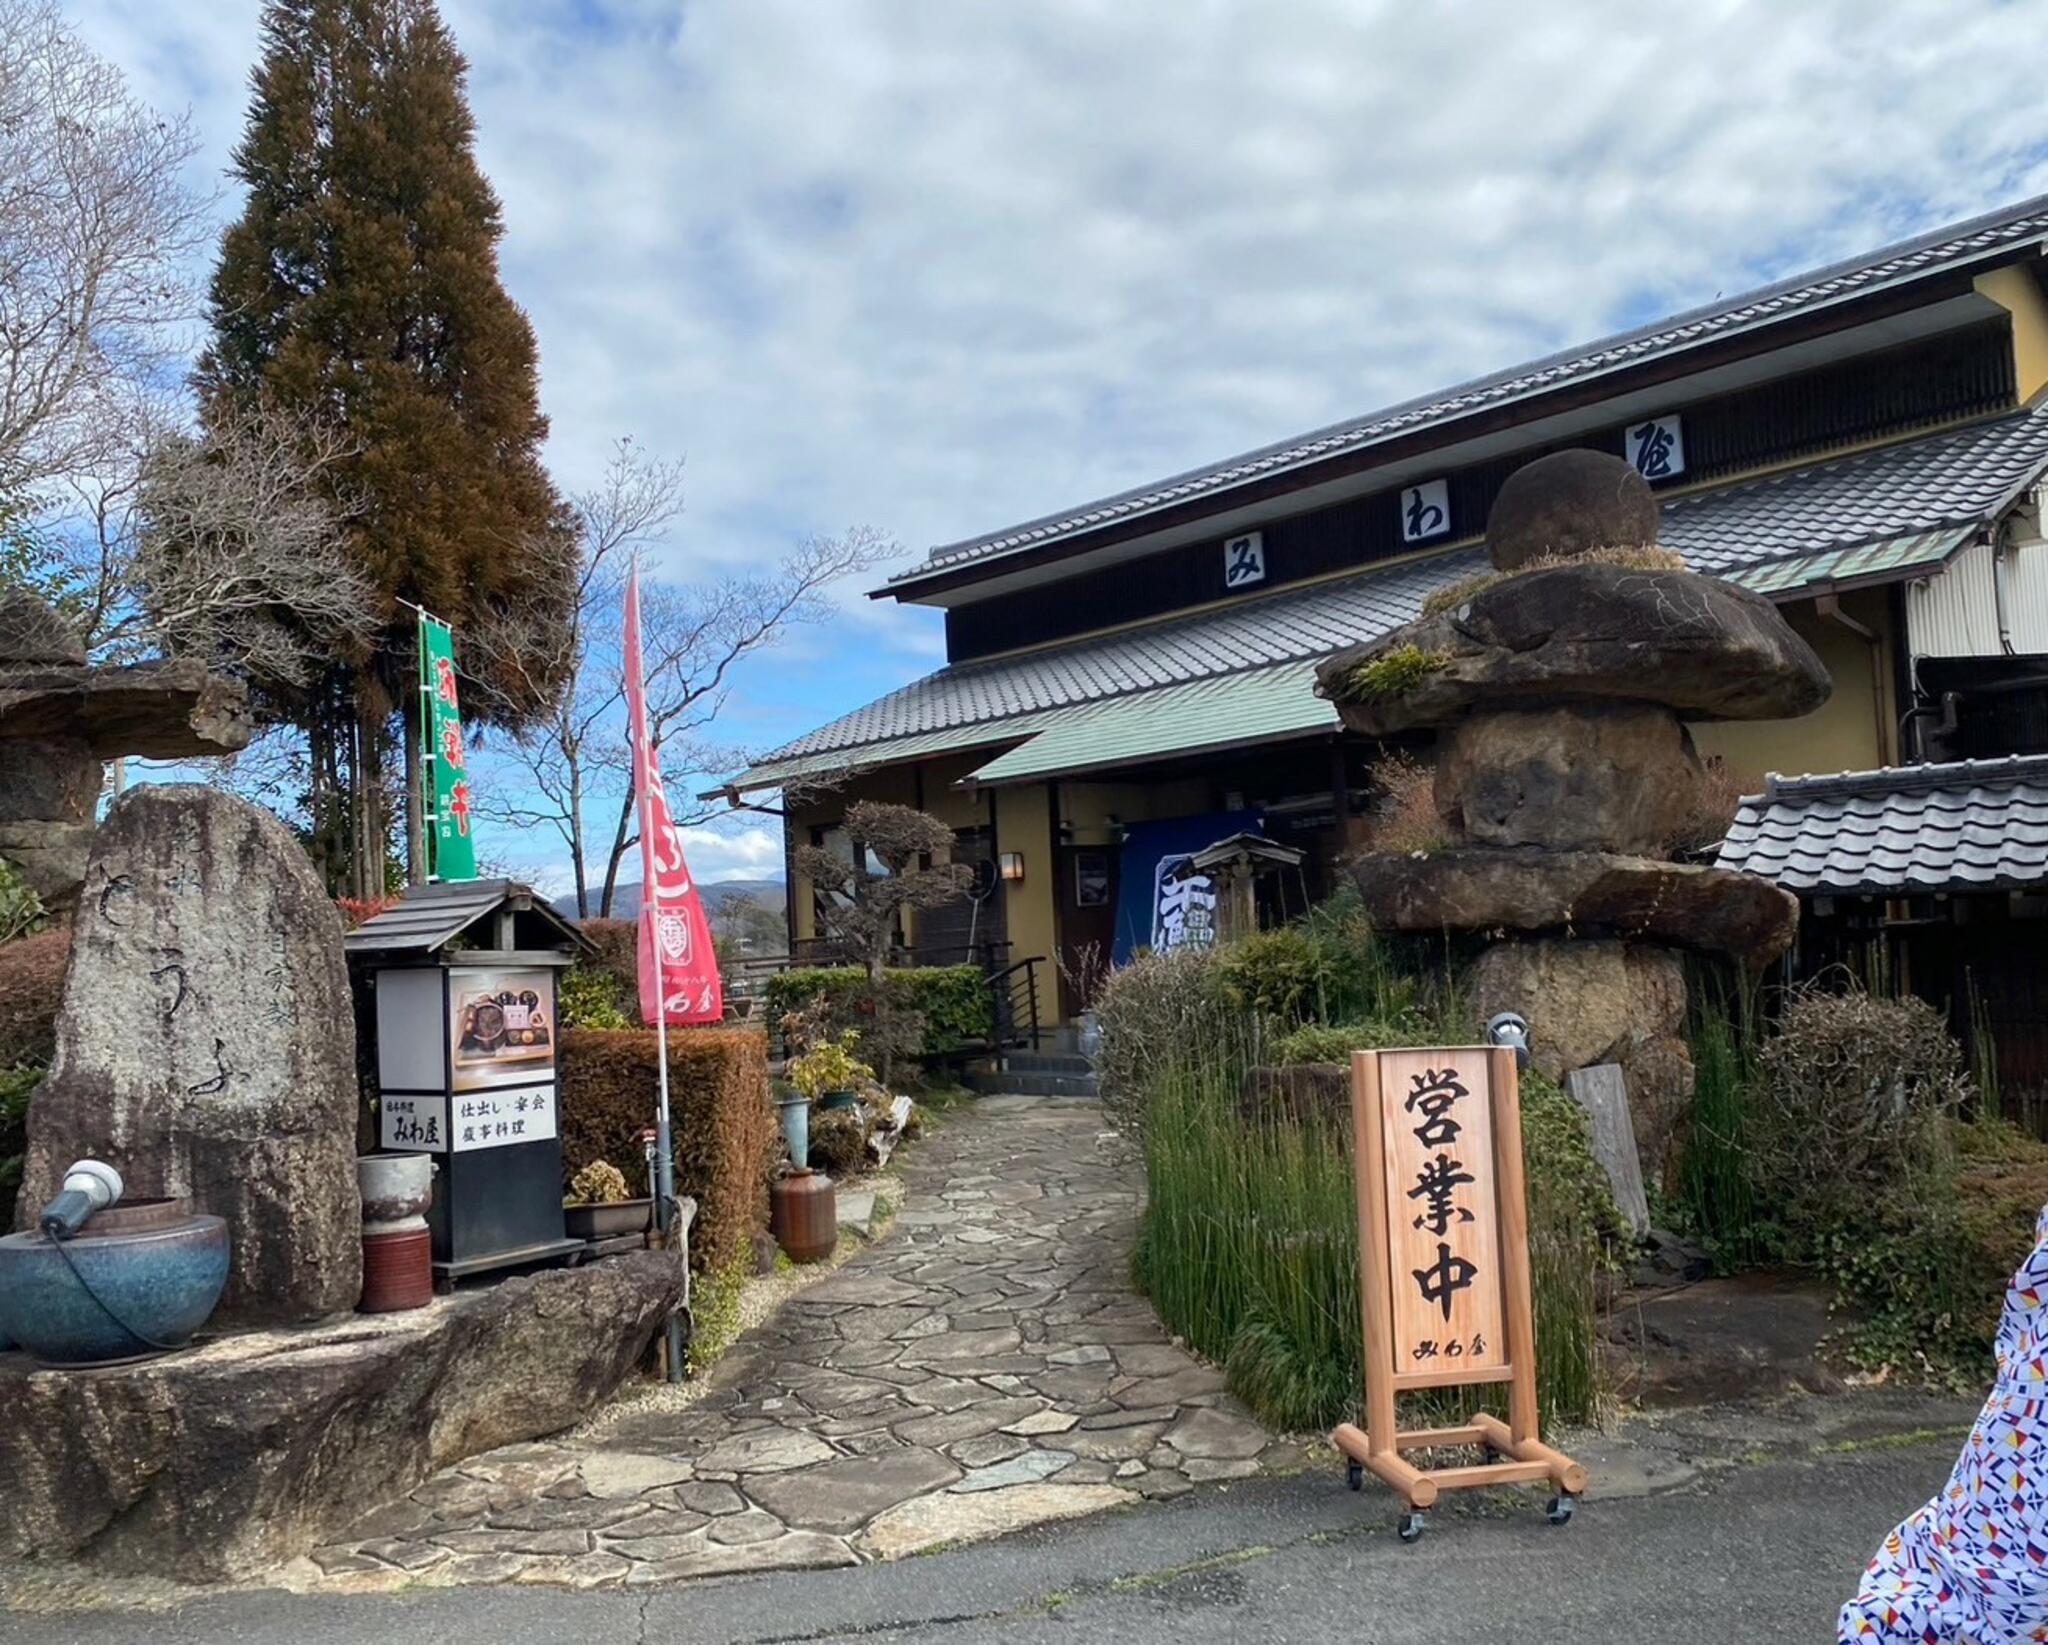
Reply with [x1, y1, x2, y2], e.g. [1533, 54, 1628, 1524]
[1627, 414, 1686, 480]
[1400, 478, 1451, 543]
[1222, 531, 1266, 589]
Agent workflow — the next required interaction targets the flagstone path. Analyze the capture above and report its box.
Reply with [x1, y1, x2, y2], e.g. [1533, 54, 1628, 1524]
[298, 1095, 1302, 1591]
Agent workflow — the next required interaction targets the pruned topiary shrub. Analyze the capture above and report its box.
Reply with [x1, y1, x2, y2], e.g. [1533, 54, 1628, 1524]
[558, 1027, 776, 1271]
[1753, 985, 1970, 1205]
[1740, 983, 2034, 1386]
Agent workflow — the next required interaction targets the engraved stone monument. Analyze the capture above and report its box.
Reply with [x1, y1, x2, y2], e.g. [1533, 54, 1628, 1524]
[17, 784, 361, 1322]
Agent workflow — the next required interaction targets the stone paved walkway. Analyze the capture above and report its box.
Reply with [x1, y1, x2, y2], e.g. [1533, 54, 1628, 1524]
[298, 1095, 1297, 1591]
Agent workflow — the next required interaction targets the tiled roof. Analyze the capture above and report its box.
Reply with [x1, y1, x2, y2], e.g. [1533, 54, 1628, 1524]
[1718, 756, 2048, 895]
[343, 879, 591, 954]
[1660, 408, 2048, 571]
[730, 409, 2048, 791]
[962, 661, 1337, 787]
[758, 548, 1477, 772]
[895, 195, 2048, 585]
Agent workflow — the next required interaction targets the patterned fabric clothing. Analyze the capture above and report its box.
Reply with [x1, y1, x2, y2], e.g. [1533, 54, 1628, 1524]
[1839, 1205, 2048, 1644]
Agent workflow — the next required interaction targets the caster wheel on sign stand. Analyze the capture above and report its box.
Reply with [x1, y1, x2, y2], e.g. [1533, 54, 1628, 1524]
[1546, 1492, 1577, 1526]
[1481, 1444, 1502, 1465]
[1346, 1459, 1364, 1492]
[1397, 1510, 1427, 1544]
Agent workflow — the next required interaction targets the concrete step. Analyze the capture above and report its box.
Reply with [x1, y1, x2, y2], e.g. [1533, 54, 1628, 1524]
[965, 1068, 1100, 1100]
[1001, 1051, 1096, 1076]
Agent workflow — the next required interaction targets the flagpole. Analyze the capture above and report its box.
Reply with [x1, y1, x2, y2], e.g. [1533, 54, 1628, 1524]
[416, 609, 435, 883]
[631, 557, 686, 1385]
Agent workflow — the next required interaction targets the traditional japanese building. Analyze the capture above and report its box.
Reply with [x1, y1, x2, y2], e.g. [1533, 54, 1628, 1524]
[720, 195, 2048, 1074]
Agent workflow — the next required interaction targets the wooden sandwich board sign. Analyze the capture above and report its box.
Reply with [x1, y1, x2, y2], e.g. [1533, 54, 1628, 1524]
[1332, 1046, 1588, 1540]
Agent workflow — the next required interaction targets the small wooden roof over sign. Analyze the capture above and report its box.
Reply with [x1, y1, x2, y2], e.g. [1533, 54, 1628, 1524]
[1188, 831, 1307, 874]
[343, 878, 594, 965]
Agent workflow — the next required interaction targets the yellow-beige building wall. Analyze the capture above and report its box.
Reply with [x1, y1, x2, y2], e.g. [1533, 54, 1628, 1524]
[1692, 589, 1899, 782]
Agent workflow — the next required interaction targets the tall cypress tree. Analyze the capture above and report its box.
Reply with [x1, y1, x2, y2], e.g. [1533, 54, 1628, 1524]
[200, 0, 575, 894]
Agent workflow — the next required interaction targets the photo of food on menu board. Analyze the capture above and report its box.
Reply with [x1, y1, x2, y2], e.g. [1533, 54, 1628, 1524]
[449, 968, 557, 1091]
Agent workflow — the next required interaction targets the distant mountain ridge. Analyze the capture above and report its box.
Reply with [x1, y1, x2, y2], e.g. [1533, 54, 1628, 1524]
[550, 877, 785, 923]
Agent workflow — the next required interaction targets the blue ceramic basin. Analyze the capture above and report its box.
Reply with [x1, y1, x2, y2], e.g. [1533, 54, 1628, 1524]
[0, 1198, 229, 1366]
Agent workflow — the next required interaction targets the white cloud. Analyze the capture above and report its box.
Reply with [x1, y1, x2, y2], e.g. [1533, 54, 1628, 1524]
[64, 0, 2048, 772]
[676, 824, 785, 883]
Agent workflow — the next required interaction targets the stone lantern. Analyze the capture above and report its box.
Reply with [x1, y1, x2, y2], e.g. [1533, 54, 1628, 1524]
[1314, 451, 1831, 1183]
[0, 590, 253, 910]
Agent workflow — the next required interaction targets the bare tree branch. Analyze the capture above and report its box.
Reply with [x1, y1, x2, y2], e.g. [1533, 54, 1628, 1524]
[471, 436, 891, 918]
[46, 401, 377, 689]
[0, 1, 207, 496]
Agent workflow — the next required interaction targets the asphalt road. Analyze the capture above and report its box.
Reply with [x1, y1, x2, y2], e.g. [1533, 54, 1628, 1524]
[0, 1437, 1949, 1645]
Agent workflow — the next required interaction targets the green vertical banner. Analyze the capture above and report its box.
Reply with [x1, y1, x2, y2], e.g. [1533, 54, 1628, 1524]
[420, 613, 479, 882]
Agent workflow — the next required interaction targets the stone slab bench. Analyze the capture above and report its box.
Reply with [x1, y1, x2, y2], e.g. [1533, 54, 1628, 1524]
[0, 1248, 685, 1582]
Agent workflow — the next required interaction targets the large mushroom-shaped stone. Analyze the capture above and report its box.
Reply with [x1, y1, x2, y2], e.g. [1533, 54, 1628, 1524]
[0, 592, 253, 911]
[1315, 562, 1832, 735]
[18, 785, 362, 1324]
[1485, 448, 1660, 570]
[1349, 846, 1800, 968]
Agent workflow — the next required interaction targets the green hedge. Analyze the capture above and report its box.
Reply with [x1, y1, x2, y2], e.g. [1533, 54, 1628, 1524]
[557, 1027, 776, 1272]
[763, 965, 994, 1056]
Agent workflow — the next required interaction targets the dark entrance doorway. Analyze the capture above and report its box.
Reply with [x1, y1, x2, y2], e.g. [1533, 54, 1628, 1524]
[1055, 844, 1117, 1019]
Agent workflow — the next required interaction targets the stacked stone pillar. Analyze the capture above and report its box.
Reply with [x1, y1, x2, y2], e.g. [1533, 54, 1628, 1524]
[1315, 451, 1831, 1185]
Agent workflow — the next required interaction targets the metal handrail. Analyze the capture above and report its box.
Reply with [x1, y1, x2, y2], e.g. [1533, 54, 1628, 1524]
[987, 954, 1043, 1051]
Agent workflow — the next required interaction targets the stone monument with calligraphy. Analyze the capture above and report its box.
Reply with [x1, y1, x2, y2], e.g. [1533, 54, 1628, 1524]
[1315, 450, 1829, 1185]
[17, 784, 362, 1322]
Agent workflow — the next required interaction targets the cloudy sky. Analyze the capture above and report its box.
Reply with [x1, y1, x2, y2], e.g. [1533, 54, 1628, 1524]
[72, 0, 2048, 886]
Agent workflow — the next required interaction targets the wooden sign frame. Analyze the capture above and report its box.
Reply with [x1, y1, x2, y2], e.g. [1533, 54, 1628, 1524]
[1332, 1046, 1586, 1538]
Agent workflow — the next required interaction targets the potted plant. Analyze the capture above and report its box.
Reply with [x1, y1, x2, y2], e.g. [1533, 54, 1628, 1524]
[788, 1030, 874, 1114]
[562, 1159, 653, 1240]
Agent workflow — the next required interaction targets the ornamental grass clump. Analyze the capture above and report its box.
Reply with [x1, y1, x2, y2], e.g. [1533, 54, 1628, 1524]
[1417, 543, 1688, 618]
[1341, 644, 1447, 703]
[1105, 926, 1610, 1434]
[1131, 1036, 1611, 1433]
[1357, 751, 1448, 857]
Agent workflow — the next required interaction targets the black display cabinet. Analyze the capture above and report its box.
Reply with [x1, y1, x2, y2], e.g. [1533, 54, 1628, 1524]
[345, 880, 593, 1286]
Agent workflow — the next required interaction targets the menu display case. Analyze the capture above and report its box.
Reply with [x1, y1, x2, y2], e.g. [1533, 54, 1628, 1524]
[346, 881, 592, 1285]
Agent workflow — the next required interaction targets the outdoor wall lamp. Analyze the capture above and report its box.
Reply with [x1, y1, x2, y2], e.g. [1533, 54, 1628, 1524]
[998, 852, 1025, 883]
[1486, 1010, 1531, 1070]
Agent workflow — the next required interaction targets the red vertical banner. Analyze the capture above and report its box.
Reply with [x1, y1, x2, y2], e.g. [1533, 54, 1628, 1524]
[624, 567, 723, 1025]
